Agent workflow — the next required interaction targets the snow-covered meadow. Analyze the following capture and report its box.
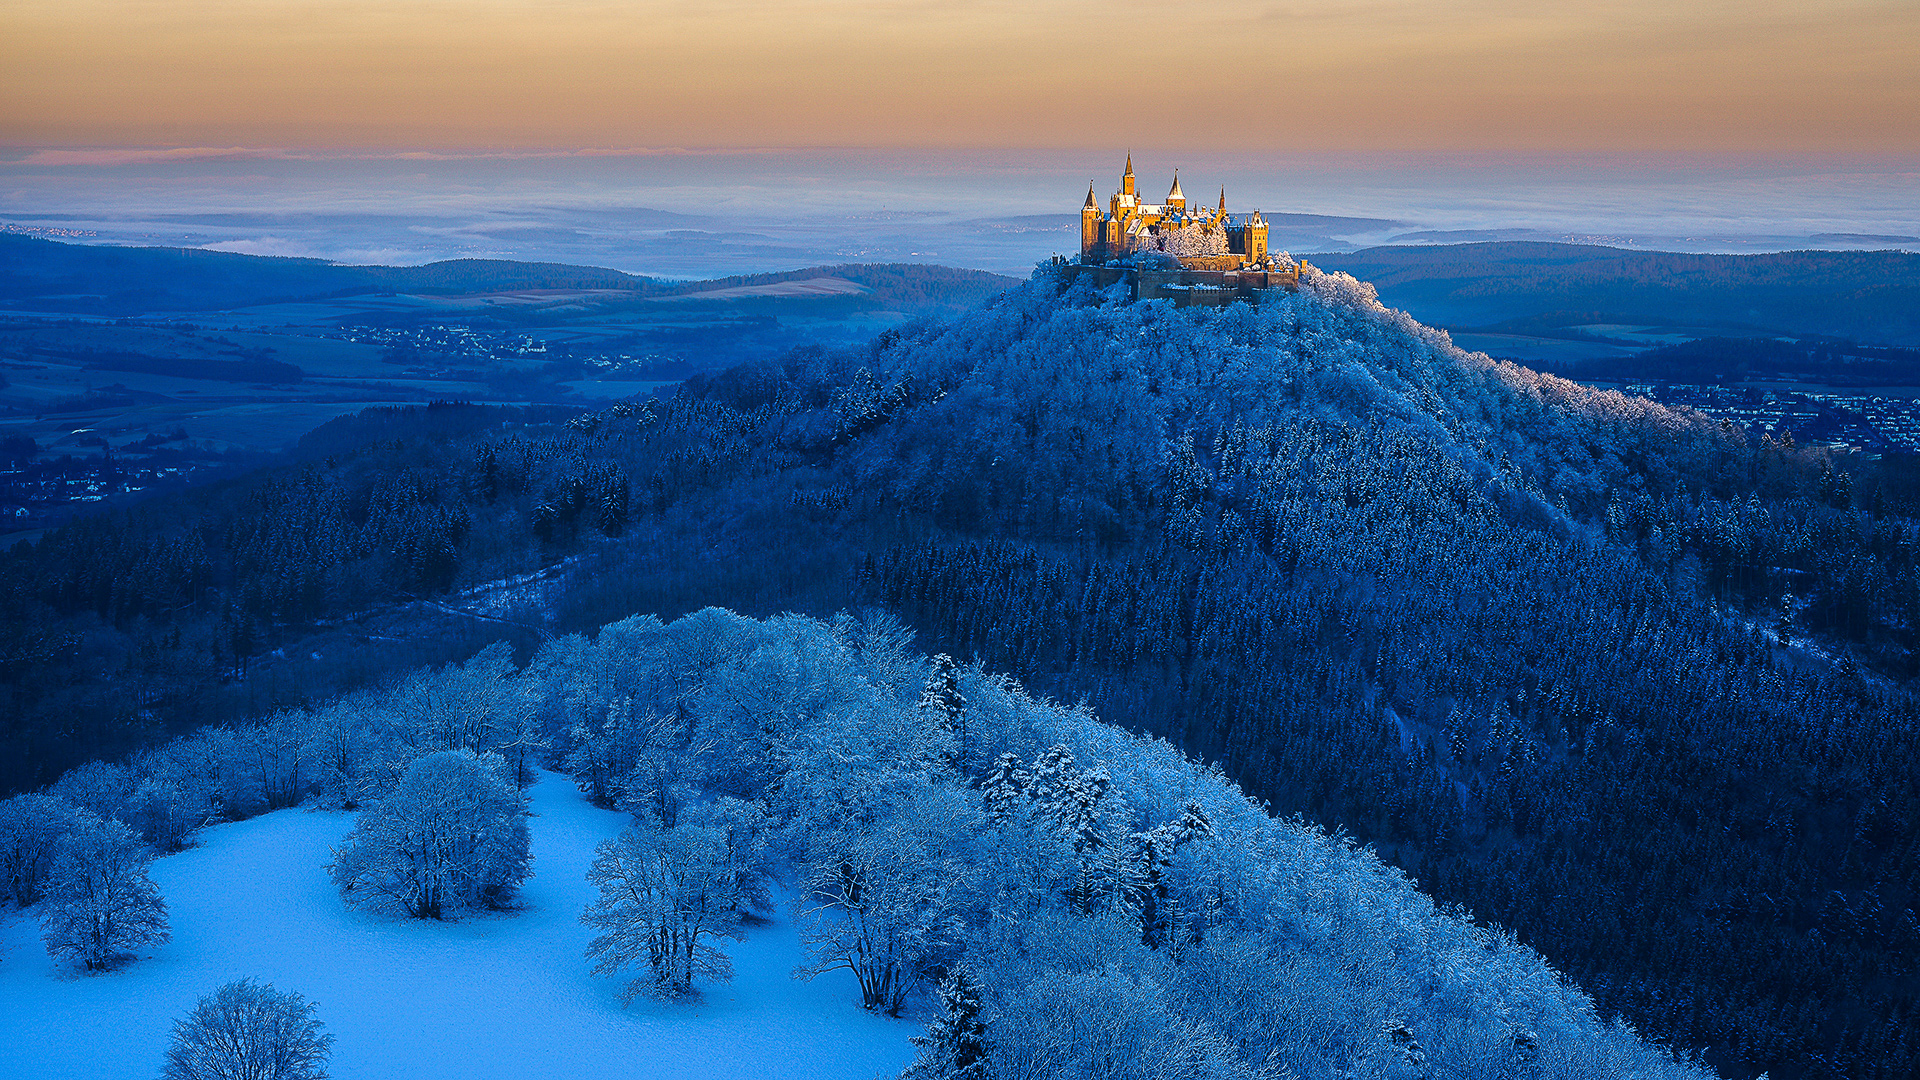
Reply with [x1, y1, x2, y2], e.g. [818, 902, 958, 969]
[0, 771, 915, 1080]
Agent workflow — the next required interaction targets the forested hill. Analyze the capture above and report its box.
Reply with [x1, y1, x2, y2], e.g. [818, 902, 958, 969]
[4, 263, 1918, 1077]
[1308, 242, 1920, 344]
[0, 234, 658, 312]
[0, 233, 1017, 314]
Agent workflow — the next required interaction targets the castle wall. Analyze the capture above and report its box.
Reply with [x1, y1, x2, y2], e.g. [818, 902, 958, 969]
[1063, 263, 1299, 307]
[1173, 254, 1249, 272]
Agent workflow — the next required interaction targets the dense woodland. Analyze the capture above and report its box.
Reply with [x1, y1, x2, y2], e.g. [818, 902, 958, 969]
[4, 263, 1918, 1077]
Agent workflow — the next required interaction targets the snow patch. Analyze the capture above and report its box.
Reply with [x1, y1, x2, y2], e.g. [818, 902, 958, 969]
[0, 772, 913, 1080]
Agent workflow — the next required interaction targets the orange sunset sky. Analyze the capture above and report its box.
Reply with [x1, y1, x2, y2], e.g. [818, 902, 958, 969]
[2, 0, 1917, 153]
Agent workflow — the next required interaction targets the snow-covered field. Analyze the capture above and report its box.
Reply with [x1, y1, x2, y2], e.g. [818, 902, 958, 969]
[0, 773, 915, 1080]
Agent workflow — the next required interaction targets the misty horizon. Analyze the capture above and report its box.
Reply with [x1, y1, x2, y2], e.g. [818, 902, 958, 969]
[4, 148, 1916, 278]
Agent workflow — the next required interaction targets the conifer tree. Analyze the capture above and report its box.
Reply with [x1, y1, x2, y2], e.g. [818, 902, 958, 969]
[903, 968, 988, 1080]
[981, 753, 1026, 824]
[918, 654, 968, 770]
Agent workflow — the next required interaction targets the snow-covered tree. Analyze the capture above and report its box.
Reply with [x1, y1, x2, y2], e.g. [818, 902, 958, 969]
[902, 967, 988, 1080]
[0, 793, 82, 907]
[1153, 221, 1228, 258]
[566, 696, 680, 810]
[124, 779, 197, 853]
[249, 709, 317, 811]
[1384, 1017, 1429, 1079]
[39, 813, 170, 971]
[308, 695, 382, 809]
[983, 958, 1255, 1080]
[846, 608, 919, 693]
[328, 750, 530, 919]
[48, 759, 135, 825]
[162, 978, 332, 1080]
[795, 778, 975, 1016]
[490, 682, 548, 790]
[917, 653, 967, 770]
[981, 753, 1026, 824]
[142, 725, 259, 822]
[1128, 801, 1213, 951]
[582, 800, 767, 1001]
[389, 641, 528, 760]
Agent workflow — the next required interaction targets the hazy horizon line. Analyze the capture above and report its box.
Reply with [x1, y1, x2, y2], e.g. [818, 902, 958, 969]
[6, 146, 1918, 169]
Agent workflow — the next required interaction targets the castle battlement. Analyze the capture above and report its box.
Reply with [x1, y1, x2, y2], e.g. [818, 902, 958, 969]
[1070, 156, 1300, 306]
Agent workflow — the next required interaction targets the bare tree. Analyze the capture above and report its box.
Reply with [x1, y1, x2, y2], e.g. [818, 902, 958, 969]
[582, 799, 767, 1001]
[39, 813, 170, 971]
[163, 978, 332, 1080]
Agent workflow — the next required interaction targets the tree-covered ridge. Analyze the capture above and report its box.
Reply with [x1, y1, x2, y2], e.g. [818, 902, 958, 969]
[0, 233, 1018, 315]
[3, 264, 1916, 1076]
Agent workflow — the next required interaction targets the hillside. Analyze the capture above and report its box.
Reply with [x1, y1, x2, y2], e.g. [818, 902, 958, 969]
[3, 611, 1709, 1080]
[3, 264, 1916, 1077]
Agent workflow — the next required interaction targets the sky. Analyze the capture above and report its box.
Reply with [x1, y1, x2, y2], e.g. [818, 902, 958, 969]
[3, 0, 1918, 153]
[2, 2, 1916, 275]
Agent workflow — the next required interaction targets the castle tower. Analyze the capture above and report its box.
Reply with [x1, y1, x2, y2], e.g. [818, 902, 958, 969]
[1248, 210, 1268, 262]
[1166, 170, 1186, 211]
[1218, 187, 1227, 214]
[1122, 153, 1136, 199]
[1081, 183, 1101, 256]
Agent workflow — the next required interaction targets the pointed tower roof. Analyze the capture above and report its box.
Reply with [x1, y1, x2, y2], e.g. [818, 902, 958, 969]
[1167, 170, 1186, 202]
[1219, 187, 1227, 212]
[1084, 183, 1098, 210]
[1124, 151, 1134, 177]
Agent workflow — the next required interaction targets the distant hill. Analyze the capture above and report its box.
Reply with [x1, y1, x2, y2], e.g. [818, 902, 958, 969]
[0, 234, 1018, 316]
[1308, 241, 1920, 345]
[656, 263, 1019, 313]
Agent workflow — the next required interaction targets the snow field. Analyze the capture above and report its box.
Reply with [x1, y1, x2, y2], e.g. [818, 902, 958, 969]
[0, 772, 915, 1080]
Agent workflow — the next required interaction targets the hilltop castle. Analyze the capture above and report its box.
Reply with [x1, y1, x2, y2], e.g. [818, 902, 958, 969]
[1071, 155, 1299, 305]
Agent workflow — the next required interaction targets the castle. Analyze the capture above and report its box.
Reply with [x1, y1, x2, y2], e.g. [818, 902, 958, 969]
[1069, 155, 1299, 305]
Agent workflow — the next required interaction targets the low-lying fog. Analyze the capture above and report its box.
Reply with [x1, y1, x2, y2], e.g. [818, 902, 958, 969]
[2, 148, 1916, 276]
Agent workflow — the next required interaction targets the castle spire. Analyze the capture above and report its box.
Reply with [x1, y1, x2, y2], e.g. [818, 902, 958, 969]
[1219, 186, 1226, 212]
[1084, 183, 1098, 210]
[1167, 169, 1185, 204]
[1124, 151, 1133, 177]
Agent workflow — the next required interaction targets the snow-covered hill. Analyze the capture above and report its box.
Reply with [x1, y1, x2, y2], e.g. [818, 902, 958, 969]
[0, 771, 914, 1080]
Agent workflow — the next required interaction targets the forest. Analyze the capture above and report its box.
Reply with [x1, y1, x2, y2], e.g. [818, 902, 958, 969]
[2, 262, 1917, 1078]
